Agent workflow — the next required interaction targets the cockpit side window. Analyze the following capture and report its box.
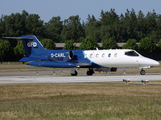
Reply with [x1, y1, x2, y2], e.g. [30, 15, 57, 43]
[125, 51, 139, 56]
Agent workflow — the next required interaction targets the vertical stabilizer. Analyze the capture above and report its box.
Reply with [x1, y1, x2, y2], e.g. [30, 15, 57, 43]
[3, 35, 47, 61]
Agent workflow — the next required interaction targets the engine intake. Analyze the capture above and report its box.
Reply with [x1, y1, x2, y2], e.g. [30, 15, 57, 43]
[69, 50, 74, 59]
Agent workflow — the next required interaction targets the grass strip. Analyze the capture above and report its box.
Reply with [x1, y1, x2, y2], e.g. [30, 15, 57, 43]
[0, 83, 161, 119]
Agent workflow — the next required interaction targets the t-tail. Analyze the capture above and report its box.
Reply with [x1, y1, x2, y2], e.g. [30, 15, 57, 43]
[3, 35, 47, 61]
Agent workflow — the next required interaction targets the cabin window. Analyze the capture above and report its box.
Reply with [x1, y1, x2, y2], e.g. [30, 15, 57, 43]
[108, 53, 111, 57]
[84, 54, 87, 58]
[90, 53, 94, 58]
[114, 53, 117, 57]
[96, 53, 99, 58]
[102, 53, 105, 58]
[125, 51, 139, 56]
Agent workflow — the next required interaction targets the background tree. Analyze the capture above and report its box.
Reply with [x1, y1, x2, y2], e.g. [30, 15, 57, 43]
[20, 10, 29, 35]
[136, 10, 147, 40]
[138, 37, 157, 53]
[0, 39, 12, 62]
[14, 40, 25, 56]
[61, 15, 85, 42]
[0, 15, 4, 37]
[85, 15, 101, 42]
[100, 9, 120, 42]
[122, 39, 138, 50]
[146, 10, 157, 34]
[1, 9, 161, 44]
[79, 37, 99, 50]
[13, 40, 25, 61]
[3, 13, 15, 36]
[25, 14, 44, 36]
[102, 37, 118, 49]
[44, 16, 63, 43]
[100, 9, 119, 26]
[153, 14, 161, 43]
[124, 9, 138, 40]
[146, 10, 158, 43]
[41, 38, 56, 49]
[2, 11, 28, 37]
[158, 39, 161, 51]
[63, 40, 77, 50]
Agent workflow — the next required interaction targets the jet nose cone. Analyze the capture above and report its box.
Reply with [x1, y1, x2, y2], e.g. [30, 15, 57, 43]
[148, 59, 160, 66]
[152, 60, 160, 66]
[139, 57, 160, 67]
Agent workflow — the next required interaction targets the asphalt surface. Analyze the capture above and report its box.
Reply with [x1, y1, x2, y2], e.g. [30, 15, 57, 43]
[0, 70, 161, 84]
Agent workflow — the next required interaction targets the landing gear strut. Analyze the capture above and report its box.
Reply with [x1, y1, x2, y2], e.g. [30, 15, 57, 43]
[140, 69, 146, 75]
[86, 68, 94, 76]
[71, 68, 78, 76]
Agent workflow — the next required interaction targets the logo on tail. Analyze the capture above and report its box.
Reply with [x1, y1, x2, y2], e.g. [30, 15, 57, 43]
[27, 42, 37, 47]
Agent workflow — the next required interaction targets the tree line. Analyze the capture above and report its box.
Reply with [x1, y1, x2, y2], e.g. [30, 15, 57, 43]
[1, 9, 161, 61]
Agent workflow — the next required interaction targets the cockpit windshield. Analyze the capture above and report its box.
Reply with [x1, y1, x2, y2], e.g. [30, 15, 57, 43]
[125, 51, 139, 56]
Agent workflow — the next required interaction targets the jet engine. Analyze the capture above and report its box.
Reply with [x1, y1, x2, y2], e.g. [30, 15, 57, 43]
[48, 50, 74, 62]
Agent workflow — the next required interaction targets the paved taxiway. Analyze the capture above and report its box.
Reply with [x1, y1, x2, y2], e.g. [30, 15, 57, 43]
[0, 73, 161, 84]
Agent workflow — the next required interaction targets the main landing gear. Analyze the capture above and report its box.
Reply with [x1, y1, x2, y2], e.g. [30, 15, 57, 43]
[140, 69, 146, 75]
[86, 68, 94, 76]
[71, 68, 78, 76]
[71, 68, 94, 76]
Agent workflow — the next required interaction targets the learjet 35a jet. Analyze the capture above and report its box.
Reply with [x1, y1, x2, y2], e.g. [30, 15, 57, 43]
[3, 35, 160, 76]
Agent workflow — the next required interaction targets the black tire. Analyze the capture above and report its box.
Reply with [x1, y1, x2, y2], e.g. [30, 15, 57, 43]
[87, 71, 93, 76]
[71, 71, 78, 76]
[140, 70, 145, 75]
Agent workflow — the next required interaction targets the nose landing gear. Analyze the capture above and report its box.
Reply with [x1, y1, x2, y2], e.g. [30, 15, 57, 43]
[140, 69, 146, 75]
[86, 68, 94, 76]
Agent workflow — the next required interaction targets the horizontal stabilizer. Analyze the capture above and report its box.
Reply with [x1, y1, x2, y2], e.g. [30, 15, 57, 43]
[19, 57, 31, 62]
[19, 56, 45, 62]
[3, 36, 33, 40]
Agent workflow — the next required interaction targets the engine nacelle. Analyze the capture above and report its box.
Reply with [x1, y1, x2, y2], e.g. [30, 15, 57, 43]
[48, 50, 74, 62]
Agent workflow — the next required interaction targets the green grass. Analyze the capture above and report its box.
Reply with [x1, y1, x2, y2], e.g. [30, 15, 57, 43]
[0, 83, 161, 119]
[1, 96, 161, 120]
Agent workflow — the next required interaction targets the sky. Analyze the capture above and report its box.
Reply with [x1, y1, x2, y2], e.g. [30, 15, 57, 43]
[1, 0, 161, 23]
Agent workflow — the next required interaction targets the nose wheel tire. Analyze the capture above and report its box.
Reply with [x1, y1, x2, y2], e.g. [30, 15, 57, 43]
[140, 69, 146, 75]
